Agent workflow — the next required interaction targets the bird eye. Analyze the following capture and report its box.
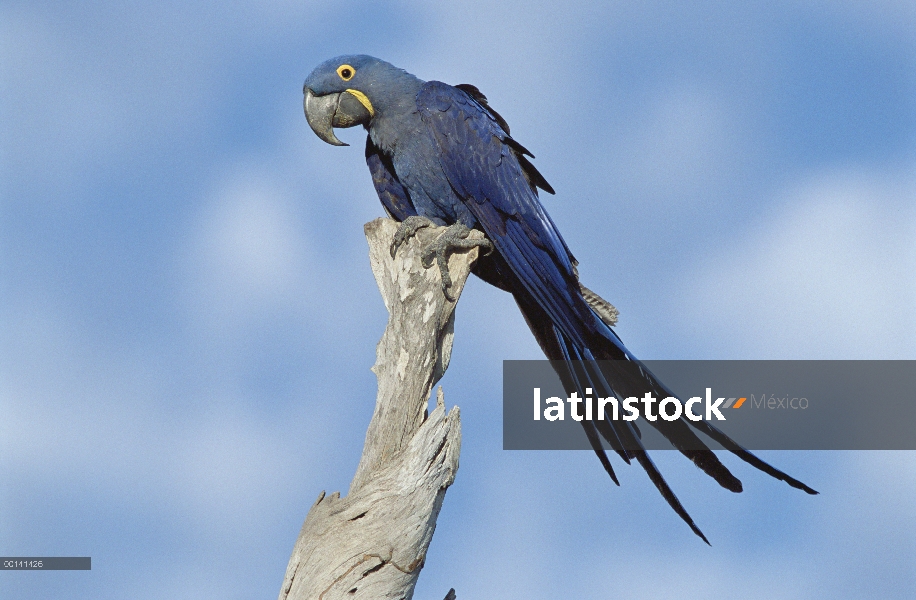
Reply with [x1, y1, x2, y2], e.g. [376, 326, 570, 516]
[336, 65, 355, 81]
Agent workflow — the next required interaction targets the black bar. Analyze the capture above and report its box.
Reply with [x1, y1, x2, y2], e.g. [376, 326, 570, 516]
[1, 557, 91, 570]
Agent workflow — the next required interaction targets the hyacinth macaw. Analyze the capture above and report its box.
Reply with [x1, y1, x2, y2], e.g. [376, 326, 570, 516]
[302, 55, 816, 542]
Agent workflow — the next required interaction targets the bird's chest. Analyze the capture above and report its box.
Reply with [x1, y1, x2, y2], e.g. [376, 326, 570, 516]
[389, 136, 476, 228]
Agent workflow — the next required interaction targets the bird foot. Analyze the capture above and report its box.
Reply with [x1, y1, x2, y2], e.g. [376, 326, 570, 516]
[390, 216, 437, 258]
[421, 223, 493, 301]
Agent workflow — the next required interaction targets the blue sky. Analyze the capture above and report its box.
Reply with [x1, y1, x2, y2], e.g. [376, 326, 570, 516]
[2, 1, 915, 598]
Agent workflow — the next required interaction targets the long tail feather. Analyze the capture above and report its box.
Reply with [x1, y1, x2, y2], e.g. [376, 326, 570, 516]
[688, 420, 819, 495]
[503, 259, 816, 542]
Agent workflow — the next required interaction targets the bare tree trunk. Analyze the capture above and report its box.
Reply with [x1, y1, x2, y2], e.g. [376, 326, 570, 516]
[279, 218, 482, 600]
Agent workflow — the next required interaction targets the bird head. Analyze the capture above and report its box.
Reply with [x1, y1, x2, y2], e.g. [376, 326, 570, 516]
[303, 55, 419, 146]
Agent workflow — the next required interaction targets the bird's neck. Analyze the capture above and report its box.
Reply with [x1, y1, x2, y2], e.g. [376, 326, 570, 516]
[367, 78, 425, 156]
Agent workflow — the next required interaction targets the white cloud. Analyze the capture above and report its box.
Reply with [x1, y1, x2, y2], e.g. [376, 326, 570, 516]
[0, 1, 340, 206]
[184, 168, 313, 318]
[0, 290, 353, 546]
[605, 81, 747, 211]
[676, 168, 916, 358]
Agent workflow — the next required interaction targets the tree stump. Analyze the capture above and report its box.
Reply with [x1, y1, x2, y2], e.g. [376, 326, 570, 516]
[278, 218, 482, 600]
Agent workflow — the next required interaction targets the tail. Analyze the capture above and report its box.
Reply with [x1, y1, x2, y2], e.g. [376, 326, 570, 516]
[513, 287, 817, 543]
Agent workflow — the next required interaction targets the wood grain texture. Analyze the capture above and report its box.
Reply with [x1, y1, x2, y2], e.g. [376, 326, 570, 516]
[279, 218, 482, 600]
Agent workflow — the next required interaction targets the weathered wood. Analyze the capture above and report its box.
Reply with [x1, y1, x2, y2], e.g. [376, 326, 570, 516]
[279, 218, 482, 600]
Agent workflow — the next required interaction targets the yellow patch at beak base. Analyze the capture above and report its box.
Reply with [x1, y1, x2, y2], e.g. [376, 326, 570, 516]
[344, 89, 375, 117]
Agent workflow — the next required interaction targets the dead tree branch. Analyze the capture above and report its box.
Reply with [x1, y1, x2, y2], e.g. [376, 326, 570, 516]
[279, 218, 483, 600]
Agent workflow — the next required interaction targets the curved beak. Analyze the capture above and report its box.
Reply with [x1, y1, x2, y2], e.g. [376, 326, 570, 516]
[303, 88, 373, 147]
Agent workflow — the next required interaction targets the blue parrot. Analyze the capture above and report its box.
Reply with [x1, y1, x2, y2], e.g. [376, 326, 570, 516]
[303, 55, 816, 542]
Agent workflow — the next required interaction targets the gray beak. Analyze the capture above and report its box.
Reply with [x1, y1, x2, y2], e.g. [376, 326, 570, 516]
[303, 88, 372, 147]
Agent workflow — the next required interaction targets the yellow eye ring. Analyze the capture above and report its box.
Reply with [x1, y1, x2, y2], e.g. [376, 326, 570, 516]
[336, 64, 355, 81]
